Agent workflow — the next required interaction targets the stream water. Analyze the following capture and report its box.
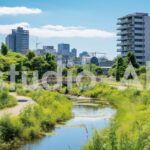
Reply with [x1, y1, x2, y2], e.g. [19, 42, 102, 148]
[22, 105, 115, 150]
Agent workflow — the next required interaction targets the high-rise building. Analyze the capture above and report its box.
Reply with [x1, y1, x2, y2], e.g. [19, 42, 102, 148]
[70, 48, 77, 59]
[58, 43, 70, 57]
[6, 27, 29, 54]
[117, 13, 150, 65]
[5, 34, 15, 51]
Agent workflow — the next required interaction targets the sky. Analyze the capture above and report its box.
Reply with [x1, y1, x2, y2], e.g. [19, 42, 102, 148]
[0, 0, 150, 59]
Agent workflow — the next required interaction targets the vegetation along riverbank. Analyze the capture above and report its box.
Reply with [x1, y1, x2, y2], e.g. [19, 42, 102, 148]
[81, 84, 150, 150]
[0, 85, 72, 149]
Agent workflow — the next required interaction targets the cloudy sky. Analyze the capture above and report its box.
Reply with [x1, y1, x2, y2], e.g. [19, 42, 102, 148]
[0, 0, 149, 59]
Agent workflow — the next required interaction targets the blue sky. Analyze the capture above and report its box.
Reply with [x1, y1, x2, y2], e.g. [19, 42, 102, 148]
[0, 0, 150, 59]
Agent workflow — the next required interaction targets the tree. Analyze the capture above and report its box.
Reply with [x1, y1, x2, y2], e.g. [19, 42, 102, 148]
[1, 43, 8, 55]
[62, 68, 68, 76]
[125, 52, 139, 68]
[27, 50, 35, 60]
[116, 57, 125, 81]
[91, 57, 99, 66]
[77, 66, 83, 74]
[95, 67, 102, 75]
[45, 53, 57, 71]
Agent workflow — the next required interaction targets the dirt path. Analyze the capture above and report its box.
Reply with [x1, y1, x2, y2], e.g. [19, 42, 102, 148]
[0, 93, 35, 117]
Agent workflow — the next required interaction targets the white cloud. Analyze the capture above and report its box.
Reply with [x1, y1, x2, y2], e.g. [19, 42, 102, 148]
[0, 22, 115, 38]
[0, 7, 42, 16]
[0, 22, 30, 34]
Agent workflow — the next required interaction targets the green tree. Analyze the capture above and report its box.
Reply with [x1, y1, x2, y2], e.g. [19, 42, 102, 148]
[116, 57, 125, 81]
[95, 67, 102, 75]
[45, 53, 56, 71]
[62, 68, 68, 76]
[1, 43, 8, 55]
[27, 50, 35, 60]
[125, 52, 139, 68]
[77, 66, 83, 74]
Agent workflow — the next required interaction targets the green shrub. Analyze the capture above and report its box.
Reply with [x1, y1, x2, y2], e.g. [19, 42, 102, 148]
[0, 116, 23, 142]
[0, 88, 72, 148]
[0, 89, 17, 109]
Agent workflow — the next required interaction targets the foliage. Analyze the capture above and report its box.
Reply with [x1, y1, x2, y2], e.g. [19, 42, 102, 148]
[1, 43, 8, 56]
[0, 87, 72, 148]
[83, 84, 150, 150]
[0, 88, 16, 109]
[116, 57, 125, 81]
[26, 50, 35, 60]
[0, 50, 57, 81]
[109, 52, 140, 81]
[77, 66, 83, 74]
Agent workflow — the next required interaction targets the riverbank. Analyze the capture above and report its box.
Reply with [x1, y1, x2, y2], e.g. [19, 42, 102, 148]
[65, 94, 110, 107]
[0, 93, 35, 117]
[22, 105, 115, 150]
[81, 84, 150, 150]
[0, 88, 72, 149]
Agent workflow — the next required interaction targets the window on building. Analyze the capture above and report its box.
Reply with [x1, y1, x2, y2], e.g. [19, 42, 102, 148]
[135, 27, 144, 30]
[135, 39, 144, 42]
[134, 16, 143, 19]
[135, 33, 144, 36]
[134, 22, 144, 25]
[136, 56, 145, 59]
[135, 45, 145, 48]
[135, 50, 144, 53]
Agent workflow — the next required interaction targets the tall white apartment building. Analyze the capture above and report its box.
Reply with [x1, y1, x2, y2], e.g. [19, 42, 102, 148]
[117, 13, 150, 65]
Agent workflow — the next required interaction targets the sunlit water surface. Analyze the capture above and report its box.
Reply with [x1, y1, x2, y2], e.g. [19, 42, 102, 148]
[22, 105, 115, 150]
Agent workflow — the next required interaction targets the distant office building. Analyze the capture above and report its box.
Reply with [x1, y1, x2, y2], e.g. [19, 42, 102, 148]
[79, 51, 89, 58]
[117, 12, 150, 65]
[99, 57, 113, 73]
[43, 46, 56, 55]
[70, 48, 77, 59]
[58, 43, 70, 57]
[5, 34, 15, 51]
[81, 56, 91, 65]
[6, 27, 29, 54]
[35, 46, 56, 56]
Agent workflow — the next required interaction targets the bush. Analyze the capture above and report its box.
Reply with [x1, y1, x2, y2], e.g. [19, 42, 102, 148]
[83, 84, 150, 150]
[0, 89, 17, 109]
[0, 116, 23, 142]
[0, 88, 72, 148]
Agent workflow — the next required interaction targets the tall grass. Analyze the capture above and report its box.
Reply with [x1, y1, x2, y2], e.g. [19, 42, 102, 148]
[83, 84, 150, 150]
[0, 87, 72, 149]
[0, 88, 16, 109]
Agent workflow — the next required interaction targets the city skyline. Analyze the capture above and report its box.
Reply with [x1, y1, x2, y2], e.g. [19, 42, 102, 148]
[0, 0, 150, 59]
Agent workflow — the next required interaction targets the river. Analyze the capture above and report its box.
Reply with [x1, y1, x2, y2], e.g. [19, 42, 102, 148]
[22, 104, 115, 150]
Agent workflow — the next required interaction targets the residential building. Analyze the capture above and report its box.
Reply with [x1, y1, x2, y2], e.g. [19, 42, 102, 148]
[6, 27, 29, 54]
[117, 12, 150, 65]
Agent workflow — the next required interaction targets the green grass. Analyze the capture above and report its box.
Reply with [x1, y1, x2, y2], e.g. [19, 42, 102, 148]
[0, 88, 17, 109]
[82, 84, 150, 150]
